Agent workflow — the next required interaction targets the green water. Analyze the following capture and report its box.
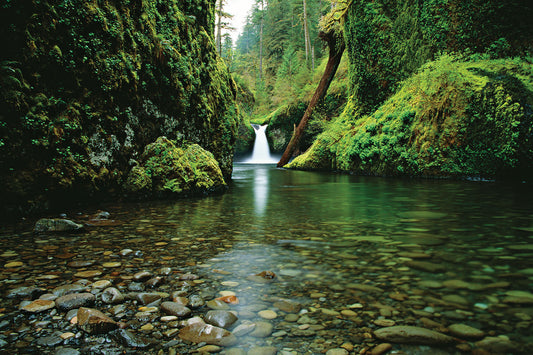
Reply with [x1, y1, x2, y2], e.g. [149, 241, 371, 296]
[1, 163, 532, 354]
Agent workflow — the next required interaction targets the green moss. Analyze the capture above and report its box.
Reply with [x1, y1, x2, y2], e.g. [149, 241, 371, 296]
[289, 56, 533, 179]
[0, 0, 237, 215]
[124, 137, 226, 197]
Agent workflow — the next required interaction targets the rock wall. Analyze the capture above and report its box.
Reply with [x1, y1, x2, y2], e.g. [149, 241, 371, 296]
[0, 0, 238, 215]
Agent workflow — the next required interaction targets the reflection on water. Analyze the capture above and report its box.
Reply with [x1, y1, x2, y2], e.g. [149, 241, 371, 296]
[253, 165, 269, 216]
[0, 164, 532, 354]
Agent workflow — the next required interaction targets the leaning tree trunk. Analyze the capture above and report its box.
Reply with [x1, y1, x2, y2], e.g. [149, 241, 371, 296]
[277, 30, 345, 167]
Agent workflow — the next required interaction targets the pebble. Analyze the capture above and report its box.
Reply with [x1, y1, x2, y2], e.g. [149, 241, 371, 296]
[205, 310, 238, 329]
[258, 310, 277, 319]
[92, 280, 111, 289]
[221, 281, 239, 287]
[179, 323, 237, 346]
[21, 299, 55, 313]
[197, 345, 222, 353]
[55, 293, 95, 310]
[448, 324, 485, 339]
[233, 322, 256, 336]
[249, 321, 273, 337]
[371, 343, 392, 355]
[74, 270, 102, 278]
[160, 302, 192, 318]
[4, 261, 24, 268]
[374, 326, 454, 345]
[77, 307, 118, 334]
[248, 346, 278, 355]
[102, 262, 121, 268]
[325, 349, 348, 355]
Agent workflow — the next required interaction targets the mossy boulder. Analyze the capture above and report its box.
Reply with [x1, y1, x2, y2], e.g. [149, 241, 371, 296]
[124, 137, 226, 196]
[288, 57, 533, 180]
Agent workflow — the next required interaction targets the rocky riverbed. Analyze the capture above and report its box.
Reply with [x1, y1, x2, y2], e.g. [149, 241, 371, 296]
[1, 165, 533, 354]
[1, 209, 532, 355]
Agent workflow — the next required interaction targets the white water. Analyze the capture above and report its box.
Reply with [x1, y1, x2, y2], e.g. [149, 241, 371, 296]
[243, 124, 278, 164]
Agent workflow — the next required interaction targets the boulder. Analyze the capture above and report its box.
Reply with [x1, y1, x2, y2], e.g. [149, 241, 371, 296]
[34, 218, 83, 233]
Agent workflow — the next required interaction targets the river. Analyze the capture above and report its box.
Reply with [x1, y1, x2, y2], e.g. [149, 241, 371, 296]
[0, 163, 532, 354]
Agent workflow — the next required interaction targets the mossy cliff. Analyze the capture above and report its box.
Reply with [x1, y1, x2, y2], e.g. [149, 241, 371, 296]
[288, 0, 533, 179]
[0, 0, 238, 215]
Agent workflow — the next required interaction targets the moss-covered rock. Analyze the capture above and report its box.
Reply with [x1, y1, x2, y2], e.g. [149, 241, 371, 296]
[288, 57, 533, 179]
[0, 0, 238, 216]
[124, 137, 225, 196]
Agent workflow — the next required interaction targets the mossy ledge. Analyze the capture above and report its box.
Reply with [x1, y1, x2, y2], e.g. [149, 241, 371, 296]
[287, 56, 533, 180]
[124, 137, 226, 198]
[0, 0, 238, 216]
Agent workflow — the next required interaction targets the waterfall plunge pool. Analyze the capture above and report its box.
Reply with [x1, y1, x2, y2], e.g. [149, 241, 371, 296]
[0, 164, 532, 353]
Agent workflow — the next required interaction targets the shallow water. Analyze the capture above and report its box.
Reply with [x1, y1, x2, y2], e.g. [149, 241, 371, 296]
[1, 164, 533, 354]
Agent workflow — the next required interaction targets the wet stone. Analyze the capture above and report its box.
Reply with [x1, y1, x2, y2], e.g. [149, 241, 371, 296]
[205, 310, 238, 329]
[249, 321, 273, 338]
[37, 334, 63, 347]
[207, 299, 230, 310]
[448, 324, 485, 339]
[52, 284, 87, 297]
[325, 349, 348, 355]
[371, 343, 392, 355]
[55, 348, 81, 355]
[374, 326, 454, 345]
[136, 293, 162, 305]
[67, 260, 95, 268]
[21, 299, 55, 313]
[189, 295, 205, 308]
[77, 307, 118, 334]
[74, 270, 102, 278]
[475, 336, 522, 353]
[101, 287, 125, 304]
[111, 329, 156, 348]
[405, 261, 446, 273]
[55, 293, 95, 311]
[233, 322, 256, 336]
[34, 218, 83, 233]
[160, 301, 192, 318]
[92, 280, 111, 289]
[258, 310, 278, 319]
[178, 323, 237, 346]
[7, 286, 45, 299]
[274, 300, 301, 313]
[248, 346, 278, 355]
[133, 271, 152, 281]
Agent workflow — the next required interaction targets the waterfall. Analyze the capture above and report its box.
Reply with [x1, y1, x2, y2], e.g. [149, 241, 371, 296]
[244, 124, 278, 164]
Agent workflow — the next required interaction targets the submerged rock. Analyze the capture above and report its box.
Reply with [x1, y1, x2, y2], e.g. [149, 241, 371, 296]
[34, 219, 83, 233]
[205, 310, 238, 329]
[374, 325, 454, 345]
[110, 329, 156, 348]
[179, 323, 237, 346]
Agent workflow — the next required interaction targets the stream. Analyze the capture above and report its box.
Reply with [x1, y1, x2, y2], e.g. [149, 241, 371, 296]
[1, 163, 533, 354]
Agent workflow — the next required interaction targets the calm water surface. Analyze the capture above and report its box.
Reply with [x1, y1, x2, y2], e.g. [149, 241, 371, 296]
[1, 164, 532, 354]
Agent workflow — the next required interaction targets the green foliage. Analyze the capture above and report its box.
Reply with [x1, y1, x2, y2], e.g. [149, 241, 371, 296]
[289, 56, 533, 179]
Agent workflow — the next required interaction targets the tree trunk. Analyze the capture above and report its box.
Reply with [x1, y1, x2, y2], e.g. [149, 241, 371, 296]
[216, 0, 223, 54]
[277, 30, 345, 168]
[303, 0, 310, 63]
[259, 1, 264, 81]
